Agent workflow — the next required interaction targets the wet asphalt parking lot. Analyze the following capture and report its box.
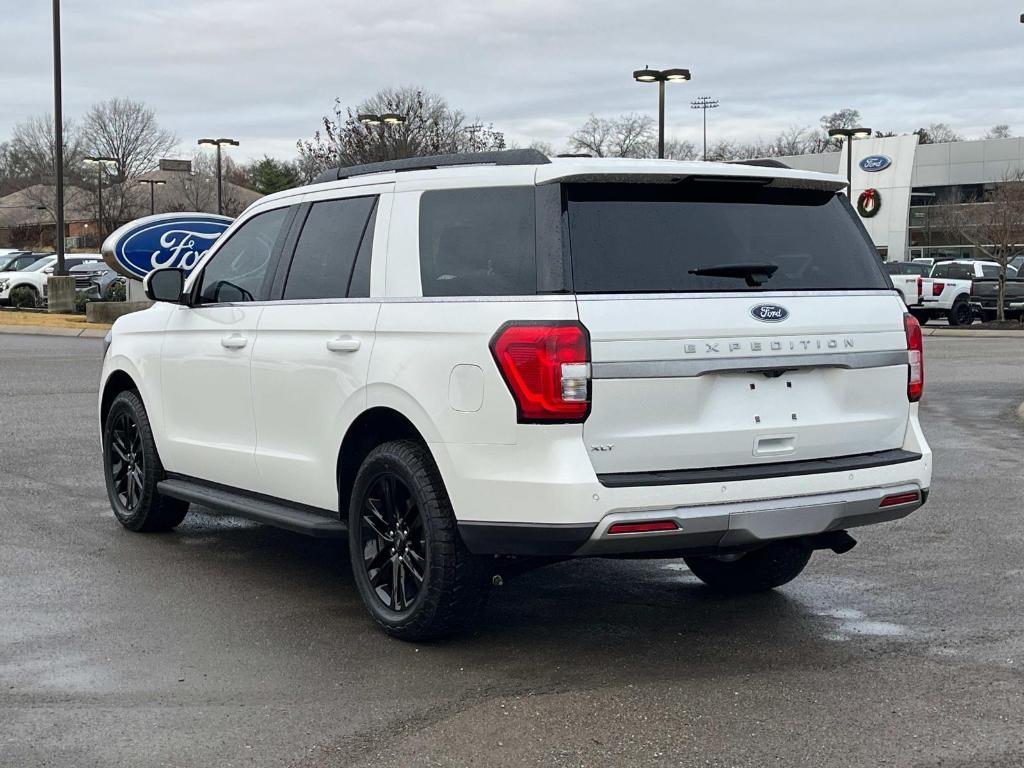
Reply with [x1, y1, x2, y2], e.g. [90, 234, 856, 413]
[1, 332, 1022, 768]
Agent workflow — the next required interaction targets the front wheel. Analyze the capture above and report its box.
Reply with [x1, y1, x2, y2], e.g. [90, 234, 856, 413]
[348, 440, 489, 641]
[684, 540, 812, 593]
[103, 390, 189, 532]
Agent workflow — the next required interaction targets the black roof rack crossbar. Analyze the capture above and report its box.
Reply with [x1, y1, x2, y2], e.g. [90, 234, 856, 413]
[314, 148, 551, 184]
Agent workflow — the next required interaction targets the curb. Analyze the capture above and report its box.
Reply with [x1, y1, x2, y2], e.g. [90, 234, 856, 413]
[923, 328, 1024, 338]
[0, 324, 109, 339]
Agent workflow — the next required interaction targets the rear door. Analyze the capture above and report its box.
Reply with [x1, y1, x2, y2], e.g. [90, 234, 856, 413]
[249, 185, 391, 510]
[563, 180, 911, 476]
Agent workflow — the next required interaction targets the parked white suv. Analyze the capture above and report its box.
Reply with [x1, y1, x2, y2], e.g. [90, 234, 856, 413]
[99, 151, 931, 640]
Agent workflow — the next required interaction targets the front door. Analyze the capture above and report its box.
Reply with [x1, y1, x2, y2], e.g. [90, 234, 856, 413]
[159, 205, 292, 491]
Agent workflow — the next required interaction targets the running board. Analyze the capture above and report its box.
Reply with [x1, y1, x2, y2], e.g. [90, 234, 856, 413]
[157, 478, 347, 538]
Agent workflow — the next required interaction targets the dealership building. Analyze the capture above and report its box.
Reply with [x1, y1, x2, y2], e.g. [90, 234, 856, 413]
[777, 134, 1024, 262]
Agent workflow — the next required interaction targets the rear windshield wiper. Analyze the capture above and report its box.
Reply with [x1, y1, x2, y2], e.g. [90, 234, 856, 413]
[688, 262, 779, 287]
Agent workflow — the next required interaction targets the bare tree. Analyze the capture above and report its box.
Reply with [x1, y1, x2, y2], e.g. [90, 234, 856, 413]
[6, 114, 85, 183]
[298, 87, 506, 174]
[985, 124, 1012, 139]
[914, 123, 963, 144]
[81, 99, 176, 230]
[162, 153, 247, 217]
[568, 114, 656, 158]
[932, 169, 1024, 321]
[663, 138, 698, 160]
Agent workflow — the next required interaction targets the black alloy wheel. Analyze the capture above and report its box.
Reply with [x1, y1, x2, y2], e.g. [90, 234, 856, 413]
[949, 298, 973, 327]
[109, 410, 145, 512]
[359, 472, 427, 613]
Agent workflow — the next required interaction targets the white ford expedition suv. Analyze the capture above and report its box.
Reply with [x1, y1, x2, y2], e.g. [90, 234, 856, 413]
[99, 150, 931, 640]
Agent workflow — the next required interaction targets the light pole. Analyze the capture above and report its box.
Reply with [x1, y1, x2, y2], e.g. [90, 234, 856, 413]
[197, 138, 239, 215]
[690, 96, 719, 161]
[84, 156, 117, 241]
[828, 127, 872, 193]
[51, 0, 65, 274]
[632, 67, 691, 159]
[138, 179, 166, 216]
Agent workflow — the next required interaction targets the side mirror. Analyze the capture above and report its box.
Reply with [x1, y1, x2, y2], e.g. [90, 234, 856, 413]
[43, 267, 54, 274]
[144, 267, 188, 304]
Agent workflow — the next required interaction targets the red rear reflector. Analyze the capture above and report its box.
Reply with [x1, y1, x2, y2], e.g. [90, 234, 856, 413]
[490, 322, 590, 423]
[607, 520, 679, 535]
[904, 313, 924, 402]
[880, 491, 921, 508]
[932, 281, 944, 296]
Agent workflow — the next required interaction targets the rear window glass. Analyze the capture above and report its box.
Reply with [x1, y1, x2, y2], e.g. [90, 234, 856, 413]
[565, 182, 888, 293]
[419, 187, 536, 297]
[885, 262, 929, 276]
[981, 263, 999, 278]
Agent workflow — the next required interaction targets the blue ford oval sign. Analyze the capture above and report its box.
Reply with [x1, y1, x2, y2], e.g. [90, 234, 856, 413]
[750, 304, 789, 323]
[859, 155, 892, 173]
[101, 213, 234, 280]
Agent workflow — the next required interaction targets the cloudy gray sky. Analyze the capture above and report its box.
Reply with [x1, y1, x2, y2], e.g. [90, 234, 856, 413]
[2, 0, 1023, 163]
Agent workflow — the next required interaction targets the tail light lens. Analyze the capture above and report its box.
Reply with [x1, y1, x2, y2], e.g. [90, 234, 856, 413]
[490, 322, 590, 422]
[916, 275, 923, 299]
[932, 281, 945, 296]
[904, 313, 924, 402]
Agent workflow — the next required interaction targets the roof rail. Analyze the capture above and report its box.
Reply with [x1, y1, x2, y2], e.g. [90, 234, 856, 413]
[729, 158, 791, 169]
[314, 148, 551, 184]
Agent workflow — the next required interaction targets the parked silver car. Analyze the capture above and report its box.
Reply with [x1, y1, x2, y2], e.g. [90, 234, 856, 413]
[69, 261, 125, 300]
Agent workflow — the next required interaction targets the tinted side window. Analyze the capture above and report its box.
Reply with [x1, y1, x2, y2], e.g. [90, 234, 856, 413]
[419, 187, 536, 297]
[200, 208, 288, 303]
[981, 264, 999, 278]
[283, 197, 377, 300]
[931, 263, 950, 278]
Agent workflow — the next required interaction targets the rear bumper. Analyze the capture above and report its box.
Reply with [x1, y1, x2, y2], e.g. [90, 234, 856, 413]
[459, 484, 927, 556]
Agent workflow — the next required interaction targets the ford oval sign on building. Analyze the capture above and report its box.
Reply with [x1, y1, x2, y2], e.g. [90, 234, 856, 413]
[859, 155, 892, 173]
[101, 212, 234, 280]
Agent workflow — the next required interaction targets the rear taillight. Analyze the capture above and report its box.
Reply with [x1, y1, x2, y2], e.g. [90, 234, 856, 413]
[490, 322, 590, 422]
[932, 281, 945, 296]
[916, 275, 923, 299]
[904, 313, 924, 402]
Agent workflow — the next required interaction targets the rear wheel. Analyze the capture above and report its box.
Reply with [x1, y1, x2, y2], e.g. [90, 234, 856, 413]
[102, 390, 189, 532]
[348, 440, 489, 641]
[684, 540, 812, 593]
[948, 297, 973, 326]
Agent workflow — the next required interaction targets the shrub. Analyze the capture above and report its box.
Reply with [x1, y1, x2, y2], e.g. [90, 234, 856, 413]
[9, 286, 39, 309]
[106, 280, 126, 302]
[74, 291, 92, 314]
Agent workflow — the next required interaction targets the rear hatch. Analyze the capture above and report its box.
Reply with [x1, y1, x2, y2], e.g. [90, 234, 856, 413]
[564, 179, 911, 476]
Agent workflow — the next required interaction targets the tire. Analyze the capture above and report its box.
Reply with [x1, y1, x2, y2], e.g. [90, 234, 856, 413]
[909, 309, 930, 325]
[11, 285, 40, 309]
[684, 540, 812, 594]
[102, 389, 189, 532]
[348, 439, 489, 641]
[948, 297, 973, 326]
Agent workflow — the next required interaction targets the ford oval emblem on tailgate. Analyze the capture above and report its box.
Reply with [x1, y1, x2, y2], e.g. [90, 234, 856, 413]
[750, 304, 789, 322]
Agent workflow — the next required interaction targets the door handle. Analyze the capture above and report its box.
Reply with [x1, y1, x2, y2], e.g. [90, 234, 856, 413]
[220, 333, 248, 350]
[326, 336, 361, 353]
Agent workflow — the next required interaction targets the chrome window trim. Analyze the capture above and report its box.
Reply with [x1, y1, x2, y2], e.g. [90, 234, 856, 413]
[575, 290, 897, 301]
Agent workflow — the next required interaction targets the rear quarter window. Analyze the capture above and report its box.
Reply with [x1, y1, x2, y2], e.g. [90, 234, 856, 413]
[418, 186, 536, 297]
[564, 181, 889, 293]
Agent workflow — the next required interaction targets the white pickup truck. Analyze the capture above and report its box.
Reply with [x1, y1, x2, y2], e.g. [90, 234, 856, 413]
[920, 259, 1000, 326]
[884, 261, 929, 320]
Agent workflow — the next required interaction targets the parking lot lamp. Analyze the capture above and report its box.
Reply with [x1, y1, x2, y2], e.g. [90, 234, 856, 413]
[828, 127, 872, 192]
[197, 138, 239, 215]
[83, 156, 117, 241]
[138, 179, 166, 216]
[633, 67, 691, 159]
